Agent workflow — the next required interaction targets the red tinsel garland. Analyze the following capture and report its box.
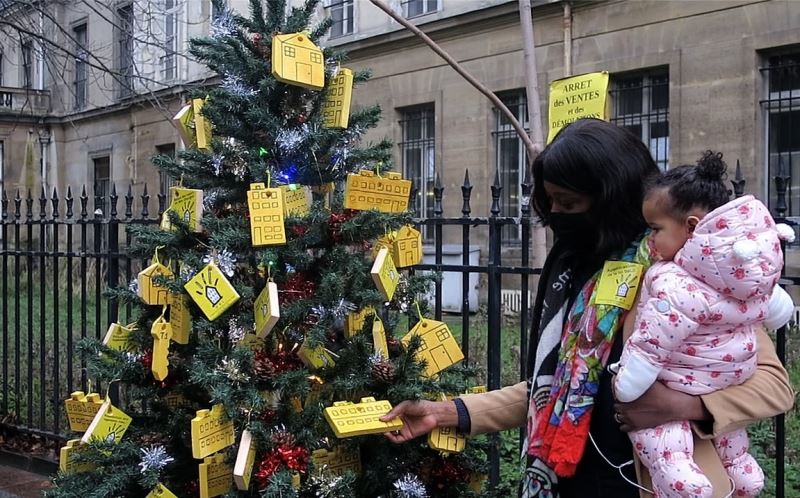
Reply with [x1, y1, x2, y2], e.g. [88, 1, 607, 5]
[328, 210, 357, 243]
[255, 443, 309, 488]
[281, 273, 316, 304]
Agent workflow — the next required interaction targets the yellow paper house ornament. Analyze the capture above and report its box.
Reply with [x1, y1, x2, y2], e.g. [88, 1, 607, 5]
[184, 262, 240, 321]
[151, 316, 173, 381]
[344, 170, 412, 213]
[169, 294, 192, 345]
[59, 439, 96, 473]
[64, 391, 104, 432]
[138, 261, 173, 306]
[199, 453, 233, 498]
[146, 484, 178, 498]
[271, 33, 324, 90]
[428, 425, 466, 453]
[160, 187, 203, 232]
[323, 68, 354, 128]
[371, 247, 401, 301]
[324, 397, 403, 438]
[344, 307, 374, 338]
[372, 318, 389, 358]
[392, 225, 423, 268]
[311, 445, 362, 476]
[254, 281, 279, 338]
[280, 184, 310, 218]
[247, 183, 287, 246]
[80, 398, 132, 444]
[173, 98, 213, 150]
[233, 430, 257, 491]
[191, 404, 236, 459]
[298, 339, 336, 370]
[401, 319, 464, 377]
[102, 322, 136, 352]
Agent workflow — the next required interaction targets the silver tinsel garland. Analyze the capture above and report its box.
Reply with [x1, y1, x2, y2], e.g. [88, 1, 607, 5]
[228, 316, 248, 343]
[393, 474, 428, 498]
[222, 73, 258, 98]
[217, 357, 249, 384]
[210, 10, 236, 39]
[138, 446, 174, 473]
[203, 249, 237, 277]
[128, 278, 139, 294]
[276, 124, 309, 154]
[211, 154, 225, 176]
[179, 263, 197, 283]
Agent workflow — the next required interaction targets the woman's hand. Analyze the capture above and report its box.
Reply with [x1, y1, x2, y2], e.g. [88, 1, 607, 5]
[613, 380, 710, 432]
[379, 400, 458, 443]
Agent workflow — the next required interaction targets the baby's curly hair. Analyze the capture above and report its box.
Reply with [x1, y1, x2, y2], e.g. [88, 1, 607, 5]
[645, 150, 730, 217]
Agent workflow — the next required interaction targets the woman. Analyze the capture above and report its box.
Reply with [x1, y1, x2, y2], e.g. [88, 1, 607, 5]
[380, 119, 794, 498]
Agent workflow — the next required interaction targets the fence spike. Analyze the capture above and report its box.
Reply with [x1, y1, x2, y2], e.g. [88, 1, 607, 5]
[125, 184, 134, 219]
[141, 183, 150, 218]
[490, 167, 502, 217]
[26, 189, 33, 220]
[80, 185, 88, 219]
[521, 165, 533, 217]
[157, 190, 167, 217]
[433, 173, 444, 217]
[110, 183, 118, 219]
[1, 190, 7, 220]
[461, 169, 472, 217]
[52, 187, 59, 219]
[66, 186, 74, 219]
[14, 190, 21, 220]
[774, 157, 790, 221]
[39, 186, 47, 219]
[730, 159, 746, 199]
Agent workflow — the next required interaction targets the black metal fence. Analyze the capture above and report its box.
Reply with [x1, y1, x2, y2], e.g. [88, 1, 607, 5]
[0, 168, 792, 497]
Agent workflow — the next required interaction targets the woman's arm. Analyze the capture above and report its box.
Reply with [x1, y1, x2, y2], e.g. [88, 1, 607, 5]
[458, 381, 528, 436]
[615, 327, 794, 434]
[697, 327, 795, 438]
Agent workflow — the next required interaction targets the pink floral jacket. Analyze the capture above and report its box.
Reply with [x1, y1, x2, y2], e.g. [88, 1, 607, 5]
[615, 196, 786, 402]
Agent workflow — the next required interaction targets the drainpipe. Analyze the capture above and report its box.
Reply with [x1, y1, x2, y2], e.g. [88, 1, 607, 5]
[38, 127, 50, 194]
[563, 1, 572, 77]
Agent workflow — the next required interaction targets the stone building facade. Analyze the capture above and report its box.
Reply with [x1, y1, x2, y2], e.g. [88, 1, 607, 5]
[0, 0, 798, 259]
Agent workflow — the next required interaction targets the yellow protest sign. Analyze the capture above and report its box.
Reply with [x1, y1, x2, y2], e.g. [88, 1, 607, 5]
[595, 261, 644, 310]
[547, 71, 609, 143]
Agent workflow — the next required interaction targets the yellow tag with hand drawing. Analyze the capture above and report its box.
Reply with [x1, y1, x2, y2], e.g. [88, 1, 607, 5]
[594, 261, 644, 310]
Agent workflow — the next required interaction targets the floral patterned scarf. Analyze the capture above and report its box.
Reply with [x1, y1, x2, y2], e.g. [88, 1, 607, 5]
[526, 236, 652, 479]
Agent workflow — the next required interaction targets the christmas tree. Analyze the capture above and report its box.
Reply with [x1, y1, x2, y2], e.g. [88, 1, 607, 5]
[47, 1, 488, 497]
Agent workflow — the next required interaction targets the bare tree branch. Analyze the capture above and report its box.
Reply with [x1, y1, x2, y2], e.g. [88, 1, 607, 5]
[366, 0, 539, 162]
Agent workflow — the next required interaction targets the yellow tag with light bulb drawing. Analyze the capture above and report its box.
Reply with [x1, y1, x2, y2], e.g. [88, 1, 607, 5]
[594, 261, 644, 310]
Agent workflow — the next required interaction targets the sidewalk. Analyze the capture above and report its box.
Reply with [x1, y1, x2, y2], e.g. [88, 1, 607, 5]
[0, 463, 51, 498]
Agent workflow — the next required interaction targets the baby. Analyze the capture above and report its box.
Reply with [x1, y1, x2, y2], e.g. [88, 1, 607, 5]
[613, 151, 794, 498]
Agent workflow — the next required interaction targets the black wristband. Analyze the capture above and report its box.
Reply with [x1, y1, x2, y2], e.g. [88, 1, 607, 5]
[453, 398, 471, 435]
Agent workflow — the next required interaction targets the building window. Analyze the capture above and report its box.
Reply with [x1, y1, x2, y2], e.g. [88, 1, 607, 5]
[762, 52, 800, 221]
[399, 105, 435, 237]
[403, 0, 438, 18]
[162, 0, 179, 81]
[156, 143, 177, 196]
[609, 69, 669, 170]
[326, 0, 354, 38]
[93, 156, 111, 217]
[116, 4, 134, 98]
[21, 40, 32, 89]
[493, 91, 529, 243]
[73, 23, 88, 109]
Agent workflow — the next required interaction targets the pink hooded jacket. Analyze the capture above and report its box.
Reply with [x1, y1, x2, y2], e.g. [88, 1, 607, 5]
[615, 196, 786, 402]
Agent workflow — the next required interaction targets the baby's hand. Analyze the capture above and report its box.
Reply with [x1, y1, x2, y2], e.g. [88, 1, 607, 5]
[611, 353, 661, 403]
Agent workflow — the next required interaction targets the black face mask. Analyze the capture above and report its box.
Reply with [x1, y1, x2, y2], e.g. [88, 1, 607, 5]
[548, 212, 597, 249]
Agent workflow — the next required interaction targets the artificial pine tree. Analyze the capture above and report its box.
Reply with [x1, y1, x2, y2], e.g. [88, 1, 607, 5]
[46, 1, 490, 497]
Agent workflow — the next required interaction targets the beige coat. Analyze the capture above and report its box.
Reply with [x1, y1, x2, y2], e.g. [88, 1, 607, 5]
[459, 321, 795, 498]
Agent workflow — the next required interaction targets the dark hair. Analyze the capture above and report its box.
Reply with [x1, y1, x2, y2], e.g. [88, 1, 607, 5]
[532, 118, 660, 259]
[645, 150, 730, 217]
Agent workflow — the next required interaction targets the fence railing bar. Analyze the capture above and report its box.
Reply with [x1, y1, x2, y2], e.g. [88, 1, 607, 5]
[487, 167, 503, 487]
[1, 190, 7, 418]
[52, 187, 61, 434]
[80, 186, 88, 392]
[38, 190, 46, 430]
[66, 186, 75, 397]
[461, 169, 472, 365]
[433, 173, 443, 322]
[13, 190, 20, 422]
